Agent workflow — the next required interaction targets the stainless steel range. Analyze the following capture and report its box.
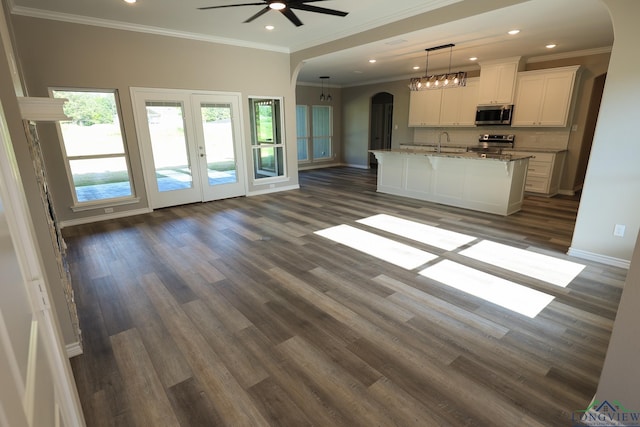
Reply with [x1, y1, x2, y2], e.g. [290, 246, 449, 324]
[467, 134, 515, 155]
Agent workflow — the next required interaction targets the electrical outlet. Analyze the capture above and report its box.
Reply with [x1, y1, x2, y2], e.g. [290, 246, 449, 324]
[613, 224, 625, 237]
[104, 207, 114, 214]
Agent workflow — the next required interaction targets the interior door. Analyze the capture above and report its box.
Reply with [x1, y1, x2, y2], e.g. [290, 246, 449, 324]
[132, 89, 246, 209]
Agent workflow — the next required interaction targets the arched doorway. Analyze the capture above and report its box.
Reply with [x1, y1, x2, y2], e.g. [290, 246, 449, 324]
[369, 92, 393, 168]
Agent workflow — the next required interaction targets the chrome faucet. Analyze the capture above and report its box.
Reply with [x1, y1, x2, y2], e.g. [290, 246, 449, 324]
[438, 131, 450, 153]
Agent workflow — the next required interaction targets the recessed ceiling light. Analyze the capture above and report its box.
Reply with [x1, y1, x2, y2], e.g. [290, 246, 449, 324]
[369, 59, 377, 63]
[546, 43, 557, 49]
[469, 57, 478, 61]
[508, 29, 520, 35]
[124, 0, 136, 3]
[412, 66, 420, 70]
[265, 25, 275, 30]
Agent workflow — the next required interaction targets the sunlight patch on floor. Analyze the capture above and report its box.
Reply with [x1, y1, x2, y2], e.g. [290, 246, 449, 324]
[419, 260, 555, 318]
[314, 224, 438, 270]
[357, 214, 477, 251]
[459, 240, 585, 287]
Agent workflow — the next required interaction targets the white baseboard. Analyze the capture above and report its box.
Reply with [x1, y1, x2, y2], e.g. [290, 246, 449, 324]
[247, 184, 300, 196]
[567, 247, 630, 269]
[298, 162, 342, 171]
[66, 341, 83, 358]
[59, 208, 152, 228]
[341, 163, 370, 170]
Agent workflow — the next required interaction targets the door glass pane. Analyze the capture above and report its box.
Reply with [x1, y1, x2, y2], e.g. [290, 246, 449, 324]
[200, 103, 237, 186]
[145, 102, 193, 192]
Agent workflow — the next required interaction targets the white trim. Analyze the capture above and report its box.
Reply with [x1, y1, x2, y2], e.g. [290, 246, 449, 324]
[10, 6, 289, 53]
[70, 196, 141, 212]
[341, 163, 370, 170]
[298, 162, 342, 171]
[16, 97, 69, 121]
[65, 342, 83, 359]
[557, 189, 576, 196]
[59, 207, 151, 228]
[567, 247, 630, 269]
[527, 46, 612, 64]
[247, 184, 299, 196]
[0, 98, 85, 425]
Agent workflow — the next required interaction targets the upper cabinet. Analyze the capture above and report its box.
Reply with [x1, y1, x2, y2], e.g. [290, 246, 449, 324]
[439, 79, 479, 126]
[408, 78, 478, 127]
[408, 89, 442, 126]
[511, 65, 580, 127]
[477, 57, 523, 105]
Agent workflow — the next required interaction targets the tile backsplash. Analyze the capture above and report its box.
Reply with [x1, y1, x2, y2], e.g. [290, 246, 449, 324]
[410, 127, 570, 150]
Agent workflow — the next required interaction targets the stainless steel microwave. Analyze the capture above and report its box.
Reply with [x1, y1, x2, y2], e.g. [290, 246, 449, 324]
[475, 105, 514, 125]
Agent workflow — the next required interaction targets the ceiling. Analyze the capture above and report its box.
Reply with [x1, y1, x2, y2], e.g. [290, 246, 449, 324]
[9, 0, 614, 86]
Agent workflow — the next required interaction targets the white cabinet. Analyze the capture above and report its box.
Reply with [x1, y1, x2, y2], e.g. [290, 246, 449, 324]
[408, 89, 441, 126]
[477, 57, 522, 105]
[408, 78, 478, 127]
[506, 150, 566, 195]
[511, 66, 579, 127]
[439, 79, 479, 126]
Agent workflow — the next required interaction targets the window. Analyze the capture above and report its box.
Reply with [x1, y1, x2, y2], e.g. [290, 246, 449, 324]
[295, 104, 333, 163]
[52, 89, 134, 205]
[312, 105, 332, 160]
[249, 97, 285, 180]
[296, 105, 309, 161]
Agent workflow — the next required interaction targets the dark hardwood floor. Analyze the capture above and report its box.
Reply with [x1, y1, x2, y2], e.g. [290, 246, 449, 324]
[64, 167, 626, 426]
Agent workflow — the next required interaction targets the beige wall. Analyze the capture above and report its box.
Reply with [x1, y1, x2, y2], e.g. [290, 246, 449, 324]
[586, 0, 640, 405]
[11, 15, 300, 224]
[295, 84, 342, 168]
[570, 0, 640, 264]
[340, 79, 414, 168]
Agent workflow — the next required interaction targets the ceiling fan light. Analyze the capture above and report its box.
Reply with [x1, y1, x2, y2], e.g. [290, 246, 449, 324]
[269, 1, 286, 10]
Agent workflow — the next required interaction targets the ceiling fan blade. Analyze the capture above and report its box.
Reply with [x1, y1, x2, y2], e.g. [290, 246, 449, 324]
[281, 8, 303, 27]
[198, 2, 265, 11]
[290, 3, 349, 17]
[243, 6, 271, 23]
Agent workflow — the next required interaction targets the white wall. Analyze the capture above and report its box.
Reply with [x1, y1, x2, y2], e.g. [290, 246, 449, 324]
[569, 0, 640, 266]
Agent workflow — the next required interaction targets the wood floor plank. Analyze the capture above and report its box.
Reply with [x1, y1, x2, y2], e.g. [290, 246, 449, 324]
[64, 167, 627, 426]
[110, 328, 181, 427]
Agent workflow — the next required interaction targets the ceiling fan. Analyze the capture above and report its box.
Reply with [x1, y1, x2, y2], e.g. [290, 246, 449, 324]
[198, 0, 349, 27]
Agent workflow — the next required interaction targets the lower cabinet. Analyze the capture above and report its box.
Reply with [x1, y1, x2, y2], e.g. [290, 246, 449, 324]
[506, 150, 566, 195]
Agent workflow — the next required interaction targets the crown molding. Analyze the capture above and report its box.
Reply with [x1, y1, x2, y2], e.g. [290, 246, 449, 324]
[526, 46, 612, 64]
[10, 6, 290, 54]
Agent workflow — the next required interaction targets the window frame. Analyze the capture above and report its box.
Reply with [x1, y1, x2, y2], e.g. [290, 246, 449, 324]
[50, 87, 138, 210]
[248, 96, 287, 184]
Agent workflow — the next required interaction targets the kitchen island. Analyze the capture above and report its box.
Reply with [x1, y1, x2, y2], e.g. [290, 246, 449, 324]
[370, 149, 531, 215]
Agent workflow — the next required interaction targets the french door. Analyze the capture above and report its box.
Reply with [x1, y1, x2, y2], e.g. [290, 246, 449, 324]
[131, 89, 246, 209]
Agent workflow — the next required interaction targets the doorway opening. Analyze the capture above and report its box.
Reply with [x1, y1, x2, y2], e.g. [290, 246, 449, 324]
[369, 92, 393, 168]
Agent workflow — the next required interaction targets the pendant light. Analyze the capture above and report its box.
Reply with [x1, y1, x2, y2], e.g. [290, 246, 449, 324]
[319, 76, 332, 102]
[409, 43, 467, 91]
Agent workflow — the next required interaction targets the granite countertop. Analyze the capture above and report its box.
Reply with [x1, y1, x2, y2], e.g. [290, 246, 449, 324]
[370, 149, 532, 162]
[505, 147, 568, 153]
